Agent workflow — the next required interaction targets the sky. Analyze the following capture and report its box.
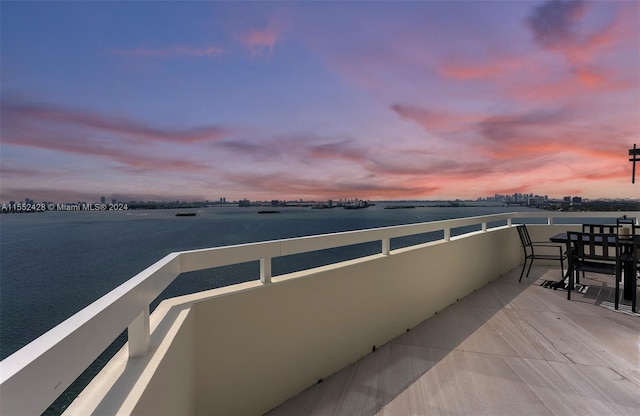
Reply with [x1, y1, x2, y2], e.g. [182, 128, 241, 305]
[1, 0, 639, 203]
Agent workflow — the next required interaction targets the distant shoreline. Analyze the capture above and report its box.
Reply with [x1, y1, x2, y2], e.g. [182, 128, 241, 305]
[1, 199, 638, 214]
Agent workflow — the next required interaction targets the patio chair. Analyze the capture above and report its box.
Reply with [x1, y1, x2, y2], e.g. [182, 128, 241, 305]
[566, 230, 617, 301]
[517, 224, 566, 282]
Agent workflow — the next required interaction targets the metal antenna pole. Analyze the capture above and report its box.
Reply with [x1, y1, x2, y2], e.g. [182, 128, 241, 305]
[630, 144, 638, 184]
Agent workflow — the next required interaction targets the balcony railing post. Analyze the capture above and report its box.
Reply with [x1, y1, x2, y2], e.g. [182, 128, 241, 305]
[482, 222, 487, 232]
[381, 238, 390, 255]
[128, 308, 150, 358]
[444, 228, 451, 241]
[261, 258, 272, 284]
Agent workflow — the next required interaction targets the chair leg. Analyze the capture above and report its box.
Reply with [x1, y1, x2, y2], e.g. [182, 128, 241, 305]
[525, 258, 534, 278]
[519, 260, 528, 282]
[633, 264, 637, 314]
[615, 265, 620, 311]
[567, 268, 575, 300]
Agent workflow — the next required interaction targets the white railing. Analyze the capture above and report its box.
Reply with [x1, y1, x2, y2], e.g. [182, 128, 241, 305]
[0, 211, 636, 415]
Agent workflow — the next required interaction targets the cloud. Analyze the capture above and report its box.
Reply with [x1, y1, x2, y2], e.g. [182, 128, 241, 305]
[391, 104, 480, 133]
[213, 133, 452, 195]
[3, 131, 211, 173]
[525, 0, 636, 90]
[215, 134, 373, 170]
[307, 140, 371, 165]
[476, 111, 567, 144]
[238, 18, 283, 58]
[439, 55, 525, 81]
[388, 99, 635, 194]
[0, 166, 61, 179]
[110, 45, 224, 59]
[0, 101, 223, 173]
[526, 0, 587, 50]
[2, 102, 229, 144]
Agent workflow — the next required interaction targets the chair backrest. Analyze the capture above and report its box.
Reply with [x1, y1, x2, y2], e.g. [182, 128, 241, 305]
[567, 231, 617, 263]
[516, 224, 532, 247]
[616, 216, 638, 238]
[617, 217, 640, 267]
[581, 223, 617, 234]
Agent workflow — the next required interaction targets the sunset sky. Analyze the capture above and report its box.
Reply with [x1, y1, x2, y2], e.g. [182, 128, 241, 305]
[1, 0, 638, 203]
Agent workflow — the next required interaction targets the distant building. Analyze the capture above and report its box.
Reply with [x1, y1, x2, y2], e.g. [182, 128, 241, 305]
[100, 196, 106, 204]
[528, 196, 544, 206]
[239, 199, 251, 207]
[572, 196, 582, 204]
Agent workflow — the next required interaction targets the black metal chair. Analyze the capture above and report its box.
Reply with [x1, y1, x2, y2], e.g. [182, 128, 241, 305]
[566, 230, 617, 300]
[517, 224, 566, 282]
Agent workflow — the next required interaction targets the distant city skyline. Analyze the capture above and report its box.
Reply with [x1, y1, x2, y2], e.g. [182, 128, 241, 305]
[5, 190, 636, 206]
[1, 1, 638, 202]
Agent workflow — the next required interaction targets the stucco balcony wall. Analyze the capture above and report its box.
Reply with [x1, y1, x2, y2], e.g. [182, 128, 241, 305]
[123, 227, 522, 415]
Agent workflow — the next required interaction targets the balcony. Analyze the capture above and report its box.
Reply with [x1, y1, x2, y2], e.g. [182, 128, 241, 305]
[1, 212, 638, 415]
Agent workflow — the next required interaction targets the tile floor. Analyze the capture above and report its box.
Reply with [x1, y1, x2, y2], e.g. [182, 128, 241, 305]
[266, 266, 640, 416]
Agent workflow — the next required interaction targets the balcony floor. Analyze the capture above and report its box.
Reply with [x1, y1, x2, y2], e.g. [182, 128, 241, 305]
[266, 266, 640, 416]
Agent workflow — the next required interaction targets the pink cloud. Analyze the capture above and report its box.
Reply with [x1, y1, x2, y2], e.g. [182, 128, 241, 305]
[508, 71, 633, 102]
[439, 56, 523, 81]
[238, 18, 283, 58]
[387, 99, 636, 197]
[472, 111, 631, 169]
